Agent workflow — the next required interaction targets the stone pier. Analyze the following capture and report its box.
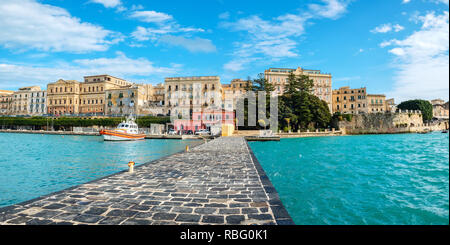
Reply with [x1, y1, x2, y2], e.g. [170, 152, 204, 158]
[0, 137, 293, 225]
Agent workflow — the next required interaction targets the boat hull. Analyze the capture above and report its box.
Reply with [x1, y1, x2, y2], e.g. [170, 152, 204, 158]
[100, 129, 146, 141]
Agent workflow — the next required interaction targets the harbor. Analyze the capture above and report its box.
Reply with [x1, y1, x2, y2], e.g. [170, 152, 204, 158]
[0, 136, 293, 225]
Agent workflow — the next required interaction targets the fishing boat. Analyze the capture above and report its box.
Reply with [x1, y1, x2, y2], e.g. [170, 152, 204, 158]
[100, 115, 146, 141]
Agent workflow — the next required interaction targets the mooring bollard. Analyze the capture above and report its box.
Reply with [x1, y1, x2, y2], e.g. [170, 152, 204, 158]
[185, 145, 189, 152]
[128, 161, 135, 173]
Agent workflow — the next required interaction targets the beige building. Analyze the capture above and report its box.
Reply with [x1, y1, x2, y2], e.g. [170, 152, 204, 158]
[222, 79, 251, 111]
[164, 76, 223, 118]
[385, 98, 396, 112]
[332, 86, 367, 114]
[79, 75, 133, 115]
[264, 67, 332, 111]
[367, 94, 387, 113]
[47, 79, 81, 115]
[11, 86, 42, 115]
[0, 90, 14, 115]
[431, 99, 449, 119]
[105, 84, 151, 116]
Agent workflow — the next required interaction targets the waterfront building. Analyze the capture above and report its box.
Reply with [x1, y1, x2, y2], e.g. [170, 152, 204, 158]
[367, 94, 387, 113]
[105, 84, 151, 116]
[0, 90, 13, 115]
[386, 98, 396, 112]
[47, 79, 81, 115]
[430, 99, 449, 119]
[173, 108, 235, 133]
[11, 86, 42, 116]
[79, 75, 133, 115]
[264, 67, 332, 111]
[222, 79, 251, 110]
[29, 90, 47, 115]
[164, 76, 222, 118]
[332, 86, 367, 114]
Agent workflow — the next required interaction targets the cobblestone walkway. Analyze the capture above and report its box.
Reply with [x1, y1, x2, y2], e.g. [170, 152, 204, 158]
[0, 137, 294, 225]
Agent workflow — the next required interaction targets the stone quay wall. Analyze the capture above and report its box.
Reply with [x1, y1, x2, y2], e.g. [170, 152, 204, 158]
[0, 137, 293, 225]
[338, 111, 448, 134]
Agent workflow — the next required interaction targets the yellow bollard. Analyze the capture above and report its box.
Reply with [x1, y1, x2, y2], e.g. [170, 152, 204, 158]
[185, 145, 189, 152]
[128, 161, 135, 173]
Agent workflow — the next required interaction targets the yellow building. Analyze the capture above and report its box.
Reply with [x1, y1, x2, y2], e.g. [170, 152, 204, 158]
[164, 76, 223, 118]
[264, 67, 332, 111]
[367, 94, 387, 113]
[222, 79, 251, 111]
[79, 75, 133, 115]
[0, 90, 14, 115]
[105, 84, 151, 116]
[332, 86, 367, 114]
[47, 80, 81, 115]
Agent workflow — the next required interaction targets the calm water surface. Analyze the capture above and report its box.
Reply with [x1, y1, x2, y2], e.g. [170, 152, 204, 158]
[0, 133, 199, 207]
[249, 132, 449, 225]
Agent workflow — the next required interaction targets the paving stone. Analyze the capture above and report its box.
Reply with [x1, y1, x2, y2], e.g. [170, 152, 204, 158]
[72, 214, 103, 224]
[175, 214, 201, 222]
[201, 215, 224, 224]
[219, 209, 241, 215]
[242, 208, 259, 214]
[171, 207, 193, 213]
[33, 210, 62, 219]
[6, 216, 32, 224]
[83, 207, 108, 216]
[122, 218, 153, 225]
[42, 203, 66, 210]
[194, 208, 217, 215]
[105, 209, 138, 218]
[152, 213, 176, 221]
[226, 215, 245, 224]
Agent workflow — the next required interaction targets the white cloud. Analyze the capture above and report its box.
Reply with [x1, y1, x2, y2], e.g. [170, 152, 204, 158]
[371, 23, 404, 33]
[130, 10, 173, 23]
[219, 12, 230, 19]
[382, 11, 449, 101]
[128, 7, 211, 53]
[308, 0, 349, 19]
[0, 0, 122, 53]
[221, 0, 350, 71]
[90, 0, 122, 8]
[402, 0, 411, 3]
[0, 52, 179, 89]
[158, 35, 216, 53]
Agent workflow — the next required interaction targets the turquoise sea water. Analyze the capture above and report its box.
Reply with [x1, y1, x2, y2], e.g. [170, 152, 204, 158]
[249, 132, 449, 225]
[0, 133, 199, 208]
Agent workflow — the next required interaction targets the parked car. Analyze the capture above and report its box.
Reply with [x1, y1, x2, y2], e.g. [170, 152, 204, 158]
[181, 130, 194, 135]
[168, 129, 177, 135]
[195, 129, 210, 135]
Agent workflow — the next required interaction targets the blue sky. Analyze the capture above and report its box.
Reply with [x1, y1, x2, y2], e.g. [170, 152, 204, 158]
[0, 0, 448, 102]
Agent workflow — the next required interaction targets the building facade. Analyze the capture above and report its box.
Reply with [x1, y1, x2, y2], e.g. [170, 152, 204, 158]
[222, 79, 251, 111]
[0, 90, 13, 115]
[29, 90, 47, 115]
[164, 76, 223, 118]
[264, 67, 332, 111]
[431, 99, 449, 119]
[105, 84, 151, 116]
[47, 79, 81, 115]
[11, 86, 42, 116]
[332, 86, 367, 114]
[173, 109, 235, 133]
[367, 94, 387, 113]
[79, 75, 133, 115]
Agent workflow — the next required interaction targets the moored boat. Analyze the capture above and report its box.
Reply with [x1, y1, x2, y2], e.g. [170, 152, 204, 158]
[100, 115, 146, 141]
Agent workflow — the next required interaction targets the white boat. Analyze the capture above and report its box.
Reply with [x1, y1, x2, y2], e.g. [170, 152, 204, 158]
[100, 115, 146, 141]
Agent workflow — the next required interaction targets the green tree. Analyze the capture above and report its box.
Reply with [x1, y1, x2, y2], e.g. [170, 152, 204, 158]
[397, 99, 433, 122]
